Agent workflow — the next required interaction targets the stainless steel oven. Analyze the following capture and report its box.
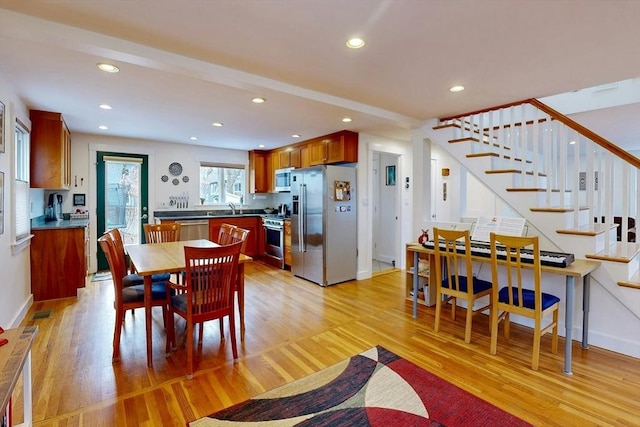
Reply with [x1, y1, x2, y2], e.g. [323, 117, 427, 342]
[263, 216, 285, 268]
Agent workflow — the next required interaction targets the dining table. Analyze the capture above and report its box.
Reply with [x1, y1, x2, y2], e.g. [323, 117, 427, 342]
[126, 239, 252, 367]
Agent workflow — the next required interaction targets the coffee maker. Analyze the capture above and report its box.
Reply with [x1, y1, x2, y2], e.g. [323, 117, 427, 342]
[45, 193, 64, 222]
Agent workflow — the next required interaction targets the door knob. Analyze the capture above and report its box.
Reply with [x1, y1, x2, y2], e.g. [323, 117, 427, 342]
[141, 214, 148, 220]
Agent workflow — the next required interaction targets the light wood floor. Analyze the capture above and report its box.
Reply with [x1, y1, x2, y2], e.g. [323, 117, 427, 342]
[12, 261, 640, 426]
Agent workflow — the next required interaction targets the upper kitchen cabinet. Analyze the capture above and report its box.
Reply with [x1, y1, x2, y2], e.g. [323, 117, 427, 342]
[30, 110, 71, 189]
[309, 130, 358, 166]
[248, 150, 270, 193]
[278, 146, 301, 168]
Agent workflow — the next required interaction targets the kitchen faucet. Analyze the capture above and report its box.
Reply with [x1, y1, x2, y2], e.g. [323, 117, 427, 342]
[229, 202, 236, 215]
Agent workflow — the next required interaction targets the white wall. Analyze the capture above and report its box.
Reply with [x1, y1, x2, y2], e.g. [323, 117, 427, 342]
[0, 75, 33, 328]
[357, 133, 412, 279]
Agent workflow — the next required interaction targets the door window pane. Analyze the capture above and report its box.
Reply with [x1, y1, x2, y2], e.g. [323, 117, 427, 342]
[105, 159, 141, 245]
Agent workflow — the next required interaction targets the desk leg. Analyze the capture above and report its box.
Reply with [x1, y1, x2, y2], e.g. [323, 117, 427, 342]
[22, 352, 32, 427]
[564, 275, 575, 375]
[144, 275, 153, 368]
[412, 250, 419, 318]
[238, 264, 245, 341]
[582, 274, 591, 349]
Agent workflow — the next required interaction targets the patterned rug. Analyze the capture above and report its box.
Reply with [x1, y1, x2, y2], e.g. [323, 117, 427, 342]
[191, 346, 530, 426]
[91, 271, 112, 282]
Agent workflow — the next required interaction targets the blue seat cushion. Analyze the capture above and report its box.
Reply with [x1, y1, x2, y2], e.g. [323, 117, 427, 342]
[171, 293, 188, 313]
[498, 287, 560, 310]
[121, 282, 168, 304]
[122, 273, 171, 288]
[441, 276, 492, 294]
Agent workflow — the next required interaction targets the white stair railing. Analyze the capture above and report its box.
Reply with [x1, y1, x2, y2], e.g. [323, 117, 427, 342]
[438, 99, 639, 247]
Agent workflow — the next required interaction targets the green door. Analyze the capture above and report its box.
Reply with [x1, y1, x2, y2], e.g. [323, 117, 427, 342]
[96, 152, 149, 271]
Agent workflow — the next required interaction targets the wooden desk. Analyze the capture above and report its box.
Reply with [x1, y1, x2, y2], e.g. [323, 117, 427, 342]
[407, 244, 601, 375]
[126, 239, 252, 367]
[1, 326, 38, 427]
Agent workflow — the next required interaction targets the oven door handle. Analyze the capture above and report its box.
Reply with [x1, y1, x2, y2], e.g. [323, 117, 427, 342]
[263, 225, 283, 232]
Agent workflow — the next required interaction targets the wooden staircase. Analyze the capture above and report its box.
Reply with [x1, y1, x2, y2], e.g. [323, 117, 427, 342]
[426, 99, 640, 357]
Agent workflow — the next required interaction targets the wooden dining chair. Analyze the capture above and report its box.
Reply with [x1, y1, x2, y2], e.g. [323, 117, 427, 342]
[103, 228, 170, 287]
[432, 228, 493, 344]
[217, 223, 237, 245]
[165, 241, 243, 379]
[230, 226, 250, 253]
[143, 223, 181, 243]
[489, 233, 560, 370]
[98, 234, 170, 362]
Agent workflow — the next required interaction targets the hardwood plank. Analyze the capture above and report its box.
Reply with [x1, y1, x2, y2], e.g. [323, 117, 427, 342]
[13, 261, 640, 426]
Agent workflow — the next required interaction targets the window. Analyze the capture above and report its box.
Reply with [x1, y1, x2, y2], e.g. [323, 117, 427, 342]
[14, 119, 30, 246]
[199, 163, 245, 205]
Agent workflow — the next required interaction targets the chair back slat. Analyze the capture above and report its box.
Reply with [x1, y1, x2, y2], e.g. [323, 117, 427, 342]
[230, 226, 250, 253]
[144, 223, 181, 243]
[98, 235, 126, 306]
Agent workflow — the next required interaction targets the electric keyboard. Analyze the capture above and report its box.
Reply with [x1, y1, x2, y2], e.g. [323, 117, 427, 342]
[421, 240, 575, 268]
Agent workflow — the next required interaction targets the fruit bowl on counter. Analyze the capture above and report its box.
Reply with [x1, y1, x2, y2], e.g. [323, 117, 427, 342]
[263, 208, 275, 214]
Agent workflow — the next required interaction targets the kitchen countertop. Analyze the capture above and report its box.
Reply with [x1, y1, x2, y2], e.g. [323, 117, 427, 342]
[153, 209, 268, 221]
[31, 216, 90, 230]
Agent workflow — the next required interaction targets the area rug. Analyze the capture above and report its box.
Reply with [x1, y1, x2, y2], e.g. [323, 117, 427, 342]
[190, 346, 530, 426]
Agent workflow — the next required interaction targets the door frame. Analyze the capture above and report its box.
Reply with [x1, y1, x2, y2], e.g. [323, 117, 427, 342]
[96, 151, 149, 271]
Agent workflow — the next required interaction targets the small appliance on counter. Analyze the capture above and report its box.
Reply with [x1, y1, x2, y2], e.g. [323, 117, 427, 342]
[45, 193, 64, 222]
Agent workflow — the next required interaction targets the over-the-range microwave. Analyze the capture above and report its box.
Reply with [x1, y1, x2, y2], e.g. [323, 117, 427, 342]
[274, 167, 294, 192]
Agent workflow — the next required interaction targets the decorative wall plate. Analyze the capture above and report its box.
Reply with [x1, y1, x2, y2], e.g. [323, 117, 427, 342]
[161, 175, 169, 182]
[172, 178, 180, 185]
[168, 162, 183, 176]
[182, 175, 189, 183]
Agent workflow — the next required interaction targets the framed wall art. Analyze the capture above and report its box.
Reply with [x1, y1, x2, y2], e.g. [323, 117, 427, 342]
[385, 165, 396, 186]
[73, 193, 86, 206]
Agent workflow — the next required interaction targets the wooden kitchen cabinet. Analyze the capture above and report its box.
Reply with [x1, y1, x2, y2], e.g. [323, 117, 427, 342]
[29, 110, 72, 189]
[248, 150, 270, 193]
[309, 130, 358, 165]
[208, 216, 263, 256]
[31, 227, 87, 300]
[284, 219, 292, 267]
[278, 147, 301, 168]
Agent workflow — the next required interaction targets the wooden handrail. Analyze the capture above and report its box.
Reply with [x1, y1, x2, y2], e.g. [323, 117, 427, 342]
[439, 98, 640, 169]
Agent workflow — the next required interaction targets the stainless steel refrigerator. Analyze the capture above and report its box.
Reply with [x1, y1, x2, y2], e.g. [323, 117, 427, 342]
[291, 165, 357, 286]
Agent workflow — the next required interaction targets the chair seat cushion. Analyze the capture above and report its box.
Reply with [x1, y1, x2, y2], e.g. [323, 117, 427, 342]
[122, 282, 168, 304]
[122, 273, 171, 288]
[171, 293, 188, 313]
[442, 276, 492, 294]
[498, 287, 560, 310]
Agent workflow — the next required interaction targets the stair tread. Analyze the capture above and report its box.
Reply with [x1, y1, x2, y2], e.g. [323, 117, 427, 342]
[556, 224, 615, 236]
[585, 242, 640, 263]
[506, 188, 570, 192]
[618, 271, 640, 289]
[531, 206, 590, 213]
[486, 169, 547, 176]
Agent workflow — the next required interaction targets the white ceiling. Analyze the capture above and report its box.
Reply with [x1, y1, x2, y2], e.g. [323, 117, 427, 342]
[1, 0, 639, 151]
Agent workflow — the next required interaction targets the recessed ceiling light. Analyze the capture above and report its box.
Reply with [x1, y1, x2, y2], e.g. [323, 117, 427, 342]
[252, 97, 266, 104]
[342, 117, 353, 123]
[292, 134, 301, 138]
[98, 104, 112, 110]
[450, 85, 465, 92]
[346, 38, 365, 49]
[569, 140, 576, 145]
[190, 136, 198, 140]
[258, 144, 265, 148]
[98, 125, 108, 130]
[212, 122, 223, 127]
[97, 63, 119, 73]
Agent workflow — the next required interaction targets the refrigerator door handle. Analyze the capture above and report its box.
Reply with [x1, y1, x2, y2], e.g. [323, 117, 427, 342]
[298, 183, 305, 251]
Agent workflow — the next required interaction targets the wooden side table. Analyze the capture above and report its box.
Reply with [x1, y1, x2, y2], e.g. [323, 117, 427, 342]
[0, 326, 38, 427]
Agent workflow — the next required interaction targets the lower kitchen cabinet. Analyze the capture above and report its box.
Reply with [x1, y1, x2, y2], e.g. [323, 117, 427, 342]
[209, 216, 263, 256]
[31, 227, 87, 301]
[284, 219, 292, 267]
